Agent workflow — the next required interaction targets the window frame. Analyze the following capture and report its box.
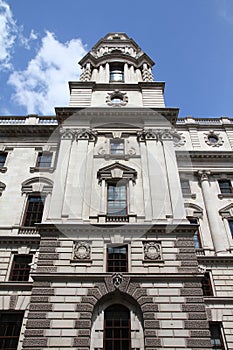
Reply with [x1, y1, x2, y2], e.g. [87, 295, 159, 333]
[36, 151, 53, 168]
[107, 245, 128, 273]
[180, 178, 191, 195]
[0, 152, 7, 167]
[104, 304, 131, 350]
[22, 195, 45, 227]
[110, 139, 125, 155]
[188, 218, 202, 249]
[9, 254, 32, 282]
[209, 322, 226, 350]
[110, 63, 124, 82]
[218, 179, 233, 194]
[201, 271, 214, 297]
[0, 312, 24, 350]
[107, 181, 128, 217]
[227, 219, 233, 238]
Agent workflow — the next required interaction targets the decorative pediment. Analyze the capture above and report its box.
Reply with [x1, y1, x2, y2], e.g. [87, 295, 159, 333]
[97, 162, 137, 183]
[184, 203, 203, 218]
[219, 204, 233, 218]
[22, 177, 53, 194]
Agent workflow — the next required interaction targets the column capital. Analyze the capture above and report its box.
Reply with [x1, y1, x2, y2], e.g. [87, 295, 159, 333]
[197, 170, 211, 183]
[75, 128, 97, 142]
[137, 128, 176, 142]
[59, 128, 75, 140]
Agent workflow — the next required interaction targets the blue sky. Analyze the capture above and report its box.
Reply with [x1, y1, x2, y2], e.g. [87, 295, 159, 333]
[0, 0, 233, 118]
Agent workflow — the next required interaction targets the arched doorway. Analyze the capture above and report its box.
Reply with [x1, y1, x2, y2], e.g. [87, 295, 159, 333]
[104, 304, 130, 350]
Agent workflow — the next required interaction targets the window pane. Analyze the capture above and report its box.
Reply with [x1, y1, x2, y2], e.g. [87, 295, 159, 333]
[209, 323, 225, 350]
[37, 152, 52, 167]
[202, 272, 213, 296]
[107, 245, 128, 272]
[10, 255, 32, 282]
[110, 140, 124, 155]
[107, 184, 127, 216]
[218, 180, 232, 194]
[0, 313, 24, 350]
[228, 220, 233, 237]
[23, 196, 45, 226]
[0, 153, 7, 167]
[181, 179, 191, 194]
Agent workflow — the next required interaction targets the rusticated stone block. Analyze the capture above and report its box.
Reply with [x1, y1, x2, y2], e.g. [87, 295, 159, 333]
[127, 282, 140, 296]
[132, 288, 147, 300]
[27, 312, 47, 319]
[188, 312, 207, 320]
[138, 296, 153, 306]
[23, 337, 48, 347]
[78, 329, 91, 336]
[76, 303, 94, 312]
[33, 282, 50, 288]
[144, 320, 160, 329]
[95, 282, 108, 296]
[26, 320, 51, 329]
[30, 296, 49, 303]
[175, 240, 194, 247]
[179, 247, 195, 253]
[181, 260, 198, 266]
[75, 320, 91, 329]
[29, 303, 53, 311]
[36, 266, 57, 273]
[40, 241, 60, 247]
[143, 312, 155, 319]
[82, 296, 97, 305]
[191, 330, 211, 338]
[32, 288, 54, 296]
[178, 267, 199, 273]
[80, 312, 92, 319]
[104, 277, 115, 293]
[184, 282, 201, 288]
[145, 338, 161, 347]
[73, 338, 90, 347]
[181, 288, 203, 296]
[177, 253, 197, 260]
[24, 329, 44, 337]
[38, 253, 59, 260]
[184, 320, 209, 329]
[87, 288, 102, 300]
[144, 329, 157, 337]
[39, 246, 56, 253]
[182, 304, 205, 312]
[186, 338, 212, 348]
[141, 304, 159, 312]
[186, 297, 204, 304]
[37, 260, 54, 266]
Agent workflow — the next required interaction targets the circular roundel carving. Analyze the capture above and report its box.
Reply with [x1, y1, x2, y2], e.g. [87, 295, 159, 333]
[144, 242, 161, 260]
[204, 131, 224, 147]
[74, 241, 91, 260]
[106, 90, 128, 107]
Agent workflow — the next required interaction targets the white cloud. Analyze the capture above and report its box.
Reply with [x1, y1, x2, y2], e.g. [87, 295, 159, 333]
[0, 0, 17, 69]
[8, 31, 87, 114]
[216, 0, 233, 24]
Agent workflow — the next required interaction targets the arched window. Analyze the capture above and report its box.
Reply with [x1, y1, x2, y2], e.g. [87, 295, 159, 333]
[104, 304, 130, 350]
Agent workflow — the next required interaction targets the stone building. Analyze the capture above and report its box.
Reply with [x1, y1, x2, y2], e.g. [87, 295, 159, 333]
[0, 33, 233, 349]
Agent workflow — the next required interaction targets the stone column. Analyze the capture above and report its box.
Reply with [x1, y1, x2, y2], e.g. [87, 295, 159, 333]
[105, 63, 109, 82]
[100, 179, 106, 214]
[162, 131, 186, 221]
[82, 140, 95, 221]
[128, 179, 135, 214]
[198, 171, 228, 254]
[48, 129, 74, 220]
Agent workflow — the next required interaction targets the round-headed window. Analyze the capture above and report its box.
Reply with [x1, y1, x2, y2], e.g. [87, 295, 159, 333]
[208, 134, 219, 144]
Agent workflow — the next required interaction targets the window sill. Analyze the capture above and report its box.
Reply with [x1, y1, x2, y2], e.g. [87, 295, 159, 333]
[218, 193, 233, 199]
[182, 193, 196, 199]
[30, 166, 55, 173]
[0, 166, 7, 173]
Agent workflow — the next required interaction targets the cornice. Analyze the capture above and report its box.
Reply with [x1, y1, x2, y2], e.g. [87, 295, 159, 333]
[176, 150, 233, 160]
[0, 124, 57, 137]
[197, 255, 233, 264]
[68, 81, 165, 92]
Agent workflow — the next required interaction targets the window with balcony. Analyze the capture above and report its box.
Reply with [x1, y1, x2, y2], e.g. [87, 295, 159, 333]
[107, 245, 128, 272]
[0, 152, 7, 167]
[107, 182, 127, 217]
[37, 152, 52, 168]
[110, 139, 124, 155]
[218, 180, 233, 194]
[110, 63, 124, 82]
[0, 312, 24, 350]
[9, 255, 32, 282]
[209, 322, 225, 350]
[202, 272, 214, 296]
[23, 195, 45, 227]
[104, 304, 131, 350]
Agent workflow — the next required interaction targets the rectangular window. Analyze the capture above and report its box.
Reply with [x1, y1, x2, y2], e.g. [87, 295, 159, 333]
[107, 183, 127, 216]
[202, 272, 213, 296]
[107, 245, 128, 272]
[218, 180, 233, 194]
[37, 152, 52, 168]
[0, 152, 7, 167]
[209, 322, 225, 350]
[9, 255, 32, 282]
[110, 64, 124, 82]
[23, 195, 45, 227]
[189, 218, 202, 249]
[228, 219, 233, 237]
[0, 312, 24, 350]
[110, 140, 124, 155]
[181, 179, 191, 195]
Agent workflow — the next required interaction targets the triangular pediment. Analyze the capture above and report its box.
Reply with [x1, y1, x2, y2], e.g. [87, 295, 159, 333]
[219, 203, 233, 217]
[97, 162, 137, 182]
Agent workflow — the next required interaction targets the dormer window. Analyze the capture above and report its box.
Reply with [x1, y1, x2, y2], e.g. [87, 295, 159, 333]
[110, 63, 124, 82]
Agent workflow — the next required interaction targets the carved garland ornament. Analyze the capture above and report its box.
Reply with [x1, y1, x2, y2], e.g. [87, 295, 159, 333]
[73, 241, 91, 260]
[144, 242, 162, 260]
